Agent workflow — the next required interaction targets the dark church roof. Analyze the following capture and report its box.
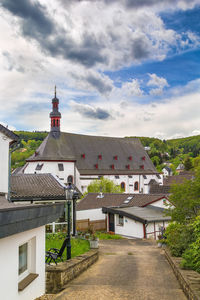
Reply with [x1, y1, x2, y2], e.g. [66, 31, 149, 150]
[26, 132, 157, 175]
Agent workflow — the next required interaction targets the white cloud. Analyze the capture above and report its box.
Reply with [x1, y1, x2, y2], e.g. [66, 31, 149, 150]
[147, 73, 169, 95]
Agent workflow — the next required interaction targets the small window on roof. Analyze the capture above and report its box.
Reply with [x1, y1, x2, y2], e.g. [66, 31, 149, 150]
[58, 163, 64, 171]
[35, 163, 43, 170]
[123, 196, 133, 204]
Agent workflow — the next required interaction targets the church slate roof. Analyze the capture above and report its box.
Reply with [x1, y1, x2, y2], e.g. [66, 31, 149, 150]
[26, 132, 157, 175]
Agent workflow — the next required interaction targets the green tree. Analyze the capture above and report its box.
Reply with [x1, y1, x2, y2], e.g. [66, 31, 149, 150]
[87, 177, 121, 193]
[184, 156, 193, 171]
[166, 167, 200, 224]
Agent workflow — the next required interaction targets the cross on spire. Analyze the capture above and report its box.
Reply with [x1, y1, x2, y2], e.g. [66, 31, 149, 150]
[55, 85, 57, 98]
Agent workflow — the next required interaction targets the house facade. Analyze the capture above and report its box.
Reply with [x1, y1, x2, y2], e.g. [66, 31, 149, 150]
[0, 124, 64, 300]
[22, 92, 163, 194]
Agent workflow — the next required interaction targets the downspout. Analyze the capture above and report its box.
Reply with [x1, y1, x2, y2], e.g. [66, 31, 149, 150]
[8, 142, 20, 202]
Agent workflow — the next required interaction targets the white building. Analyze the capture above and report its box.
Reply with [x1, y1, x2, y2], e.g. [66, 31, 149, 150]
[0, 124, 64, 300]
[22, 92, 163, 194]
[102, 205, 170, 240]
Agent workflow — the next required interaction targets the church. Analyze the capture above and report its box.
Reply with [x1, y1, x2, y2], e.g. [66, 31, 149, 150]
[23, 91, 163, 193]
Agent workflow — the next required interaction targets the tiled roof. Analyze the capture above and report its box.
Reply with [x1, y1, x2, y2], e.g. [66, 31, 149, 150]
[150, 173, 194, 194]
[163, 173, 194, 185]
[77, 193, 168, 211]
[26, 132, 157, 175]
[10, 173, 66, 200]
[0, 124, 19, 142]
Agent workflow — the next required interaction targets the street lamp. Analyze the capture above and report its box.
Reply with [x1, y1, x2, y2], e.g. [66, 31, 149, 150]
[65, 182, 79, 260]
[65, 183, 73, 260]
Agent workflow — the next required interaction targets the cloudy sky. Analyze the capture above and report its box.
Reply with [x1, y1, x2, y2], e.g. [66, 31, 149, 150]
[1, 0, 200, 139]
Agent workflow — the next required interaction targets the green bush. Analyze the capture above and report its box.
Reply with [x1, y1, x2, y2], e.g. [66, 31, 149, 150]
[181, 216, 200, 272]
[164, 222, 194, 257]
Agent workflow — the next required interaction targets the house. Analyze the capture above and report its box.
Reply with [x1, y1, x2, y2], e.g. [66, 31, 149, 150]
[150, 172, 194, 194]
[0, 124, 64, 300]
[77, 192, 169, 227]
[176, 163, 185, 174]
[102, 205, 170, 239]
[20, 91, 163, 194]
[162, 166, 172, 177]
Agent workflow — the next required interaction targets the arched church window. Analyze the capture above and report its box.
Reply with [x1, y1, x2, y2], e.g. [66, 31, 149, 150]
[67, 175, 73, 184]
[121, 182, 125, 191]
[53, 119, 55, 127]
[134, 182, 139, 191]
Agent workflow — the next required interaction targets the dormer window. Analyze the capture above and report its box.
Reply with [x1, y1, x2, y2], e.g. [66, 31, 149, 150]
[81, 154, 85, 159]
[111, 164, 115, 169]
[98, 154, 102, 160]
[35, 163, 43, 170]
[140, 165, 144, 170]
[142, 156, 146, 161]
[128, 156, 132, 161]
[95, 164, 98, 169]
[114, 155, 118, 160]
[126, 164, 130, 169]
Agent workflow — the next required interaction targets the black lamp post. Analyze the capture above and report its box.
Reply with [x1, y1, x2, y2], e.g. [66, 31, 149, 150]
[65, 183, 79, 260]
[65, 183, 73, 260]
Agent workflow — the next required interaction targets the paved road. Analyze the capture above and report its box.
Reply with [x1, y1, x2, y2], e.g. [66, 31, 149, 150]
[54, 239, 187, 300]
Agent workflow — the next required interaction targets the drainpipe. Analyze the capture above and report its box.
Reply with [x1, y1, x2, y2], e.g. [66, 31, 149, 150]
[8, 142, 20, 202]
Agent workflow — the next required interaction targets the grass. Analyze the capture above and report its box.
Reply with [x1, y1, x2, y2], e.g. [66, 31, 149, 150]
[95, 231, 123, 240]
[46, 233, 90, 261]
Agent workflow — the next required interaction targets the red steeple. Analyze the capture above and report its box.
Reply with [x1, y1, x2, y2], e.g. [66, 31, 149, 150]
[50, 86, 61, 135]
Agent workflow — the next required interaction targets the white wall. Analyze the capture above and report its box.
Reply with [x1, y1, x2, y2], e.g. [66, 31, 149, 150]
[114, 214, 144, 238]
[77, 208, 105, 221]
[150, 198, 170, 208]
[0, 226, 45, 300]
[0, 131, 12, 194]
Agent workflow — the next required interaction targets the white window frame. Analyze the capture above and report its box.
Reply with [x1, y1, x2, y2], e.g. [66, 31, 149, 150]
[118, 215, 124, 226]
[18, 237, 36, 283]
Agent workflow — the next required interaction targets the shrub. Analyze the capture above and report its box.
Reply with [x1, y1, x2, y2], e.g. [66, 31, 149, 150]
[181, 216, 200, 272]
[164, 222, 194, 257]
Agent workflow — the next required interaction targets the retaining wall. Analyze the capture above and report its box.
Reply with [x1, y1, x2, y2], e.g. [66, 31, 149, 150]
[46, 249, 98, 294]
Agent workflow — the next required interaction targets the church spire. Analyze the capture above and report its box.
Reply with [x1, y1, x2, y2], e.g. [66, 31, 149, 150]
[50, 87, 61, 137]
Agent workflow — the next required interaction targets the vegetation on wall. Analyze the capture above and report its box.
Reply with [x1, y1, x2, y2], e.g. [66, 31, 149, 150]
[164, 167, 200, 273]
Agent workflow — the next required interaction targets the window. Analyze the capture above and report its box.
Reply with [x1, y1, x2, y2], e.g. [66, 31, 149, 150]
[35, 163, 43, 171]
[115, 175, 119, 179]
[58, 163, 64, 171]
[121, 182, 125, 191]
[67, 175, 73, 183]
[18, 237, 37, 291]
[134, 181, 139, 191]
[19, 243, 28, 275]
[128, 175, 132, 178]
[118, 215, 124, 226]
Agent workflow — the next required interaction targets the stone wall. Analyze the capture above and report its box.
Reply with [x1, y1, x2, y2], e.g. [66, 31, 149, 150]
[46, 249, 98, 294]
[164, 248, 200, 300]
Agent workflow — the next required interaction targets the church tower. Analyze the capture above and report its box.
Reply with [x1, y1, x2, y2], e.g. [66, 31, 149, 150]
[50, 86, 61, 136]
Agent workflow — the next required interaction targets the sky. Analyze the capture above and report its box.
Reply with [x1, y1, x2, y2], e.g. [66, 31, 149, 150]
[0, 0, 200, 139]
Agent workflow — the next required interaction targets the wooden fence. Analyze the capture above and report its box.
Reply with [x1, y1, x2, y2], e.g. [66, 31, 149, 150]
[77, 218, 107, 232]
